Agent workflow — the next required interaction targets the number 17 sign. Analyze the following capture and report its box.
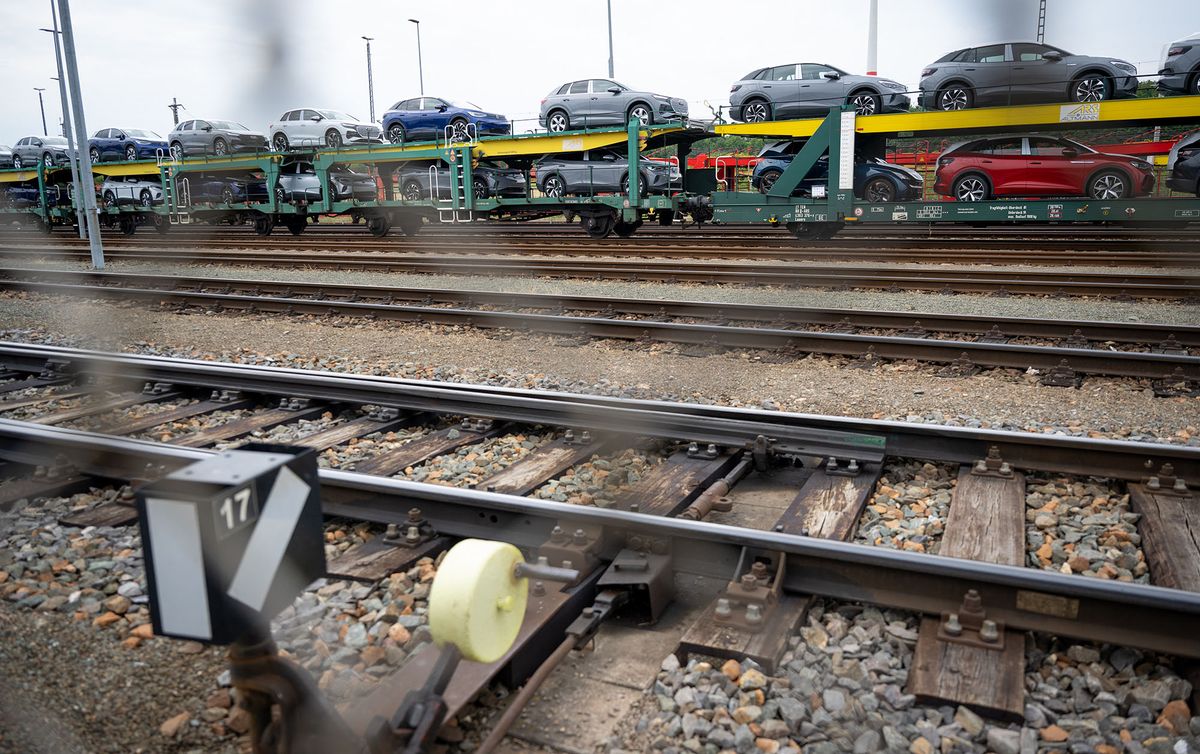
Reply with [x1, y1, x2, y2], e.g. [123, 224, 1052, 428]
[136, 443, 325, 645]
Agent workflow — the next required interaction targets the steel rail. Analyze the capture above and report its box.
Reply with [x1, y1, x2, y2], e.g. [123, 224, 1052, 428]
[1, 341, 1196, 481]
[5, 233, 1199, 264]
[4, 274, 1197, 380]
[0, 246, 1195, 297]
[3, 266, 1195, 348]
[1, 416, 1197, 658]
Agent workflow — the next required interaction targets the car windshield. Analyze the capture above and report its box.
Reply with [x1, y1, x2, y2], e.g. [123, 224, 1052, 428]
[43, 137, 67, 145]
[210, 121, 246, 131]
[1060, 138, 1095, 153]
[319, 110, 357, 121]
[444, 99, 484, 110]
[125, 129, 162, 139]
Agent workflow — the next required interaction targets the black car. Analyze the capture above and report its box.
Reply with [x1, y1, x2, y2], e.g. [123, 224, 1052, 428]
[275, 160, 376, 203]
[182, 173, 269, 204]
[397, 160, 527, 201]
[1167, 130, 1200, 196]
[3, 182, 70, 207]
[750, 140, 923, 201]
[534, 149, 681, 197]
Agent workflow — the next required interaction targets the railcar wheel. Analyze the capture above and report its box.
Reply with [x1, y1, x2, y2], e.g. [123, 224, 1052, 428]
[253, 214, 274, 236]
[613, 220, 641, 238]
[581, 212, 616, 239]
[366, 215, 391, 237]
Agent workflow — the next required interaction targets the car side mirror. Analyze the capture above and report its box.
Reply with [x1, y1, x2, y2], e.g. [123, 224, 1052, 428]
[607, 87, 622, 94]
[310, 115, 323, 121]
[602, 154, 616, 161]
[437, 105, 448, 112]
[1043, 51, 1063, 60]
[822, 72, 841, 80]
[1061, 148, 1078, 158]
[202, 126, 212, 132]
[117, 134, 125, 140]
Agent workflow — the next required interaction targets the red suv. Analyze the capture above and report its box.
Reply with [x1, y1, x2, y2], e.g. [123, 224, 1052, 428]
[934, 135, 1155, 201]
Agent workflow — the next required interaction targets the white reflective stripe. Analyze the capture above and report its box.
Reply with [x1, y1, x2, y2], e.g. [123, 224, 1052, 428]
[226, 467, 310, 612]
[144, 497, 212, 640]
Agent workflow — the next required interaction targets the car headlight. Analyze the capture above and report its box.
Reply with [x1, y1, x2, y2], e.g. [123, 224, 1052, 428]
[1168, 45, 1191, 57]
[652, 95, 670, 101]
[1130, 160, 1152, 170]
[1112, 62, 1137, 75]
[468, 111, 487, 117]
[881, 80, 907, 91]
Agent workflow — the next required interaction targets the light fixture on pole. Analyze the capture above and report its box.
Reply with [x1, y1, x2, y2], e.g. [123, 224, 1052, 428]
[168, 97, 185, 126]
[606, 0, 615, 78]
[362, 36, 376, 122]
[41, 11, 86, 239]
[34, 88, 48, 135]
[408, 19, 424, 95]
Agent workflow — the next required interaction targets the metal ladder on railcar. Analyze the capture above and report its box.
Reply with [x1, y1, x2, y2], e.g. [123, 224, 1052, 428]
[157, 150, 191, 225]
[436, 148, 473, 224]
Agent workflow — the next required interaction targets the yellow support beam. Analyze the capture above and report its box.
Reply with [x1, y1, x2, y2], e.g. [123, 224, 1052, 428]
[0, 170, 44, 184]
[716, 95, 1200, 139]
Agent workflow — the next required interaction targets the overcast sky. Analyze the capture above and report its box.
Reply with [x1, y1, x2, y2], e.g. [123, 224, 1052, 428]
[2, 0, 1198, 143]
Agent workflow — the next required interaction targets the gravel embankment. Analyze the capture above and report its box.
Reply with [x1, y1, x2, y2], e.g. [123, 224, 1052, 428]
[618, 601, 1199, 754]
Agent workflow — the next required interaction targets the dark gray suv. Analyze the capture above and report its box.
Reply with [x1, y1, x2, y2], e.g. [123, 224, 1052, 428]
[167, 119, 269, 160]
[11, 136, 70, 168]
[539, 79, 688, 131]
[729, 63, 910, 121]
[919, 42, 1139, 110]
[1159, 36, 1200, 95]
[535, 149, 680, 196]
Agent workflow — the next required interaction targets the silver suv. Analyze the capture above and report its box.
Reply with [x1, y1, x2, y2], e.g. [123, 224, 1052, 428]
[729, 63, 910, 121]
[1159, 35, 1200, 95]
[539, 79, 688, 132]
[267, 108, 382, 151]
[11, 136, 70, 168]
[919, 42, 1139, 110]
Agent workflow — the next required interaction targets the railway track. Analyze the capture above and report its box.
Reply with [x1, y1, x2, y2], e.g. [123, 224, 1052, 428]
[1, 341, 1198, 734]
[1, 245, 1196, 298]
[3, 226, 1198, 266]
[2, 266, 1197, 383]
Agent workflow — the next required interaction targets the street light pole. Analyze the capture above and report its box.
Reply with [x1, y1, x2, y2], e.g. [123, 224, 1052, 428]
[34, 88, 48, 135]
[56, 0, 104, 269]
[606, 0, 614, 78]
[362, 36, 375, 122]
[42, 5, 85, 239]
[408, 19, 424, 95]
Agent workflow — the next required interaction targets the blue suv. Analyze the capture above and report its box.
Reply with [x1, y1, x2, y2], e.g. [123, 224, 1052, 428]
[88, 128, 168, 163]
[750, 140, 923, 202]
[382, 97, 510, 144]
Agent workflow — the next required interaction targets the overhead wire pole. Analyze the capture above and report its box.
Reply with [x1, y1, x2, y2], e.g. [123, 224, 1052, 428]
[1037, 0, 1046, 43]
[362, 36, 375, 123]
[606, 0, 614, 78]
[42, 3, 85, 239]
[168, 98, 184, 126]
[56, 0, 104, 268]
[865, 0, 878, 75]
[34, 88, 48, 135]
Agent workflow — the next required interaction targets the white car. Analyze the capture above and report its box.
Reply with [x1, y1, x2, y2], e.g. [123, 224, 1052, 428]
[267, 108, 383, 151]
[100, 176, 163, 207]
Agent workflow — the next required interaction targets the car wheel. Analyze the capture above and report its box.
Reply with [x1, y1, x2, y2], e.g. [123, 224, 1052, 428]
[103, 190, 116, 205]
[1192, 71, 1200, 96]
[628, 104, 653, 126]
[221, 186, 235, 204]
[547, 111, 569, 132]
[125, 145, 138, 162]
[848, 91, 880, 116]
[952, 173, 990, 202]
[42, 152, 53, 166]
[620, 172, 645, 196]
[402, 180, 424, 201]
[139, 190, 153, 207]
[273, 133, 289, 152]
[449, 119, 470, 142]
[757, 169, 783, 194]
[11, 156, 20, 169]
[387, 124, 405, 144]
[472, 177, 489, 199]
[541, 174, 565, 198]
[170, 142, 184, 161]
[213, 138, 228, 156]
[743, 99, 771, 123]
[89, 147, 101, 163]
[1071, 75, 1109, 102]
[1088, 170, 1129, 199]
[863, 177, 897, 202]
[937, 85, 972, 111]
[326, 130, 343, 148]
